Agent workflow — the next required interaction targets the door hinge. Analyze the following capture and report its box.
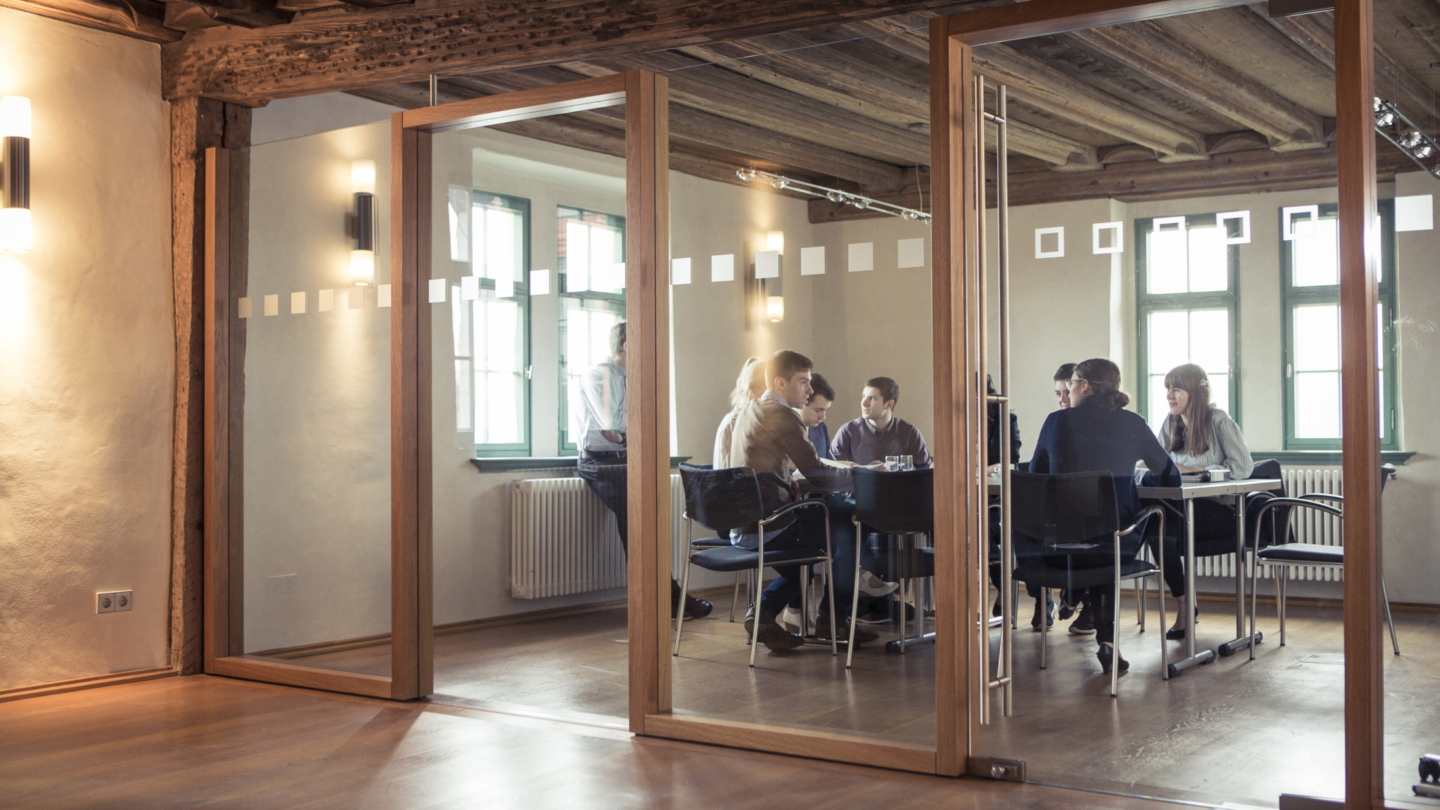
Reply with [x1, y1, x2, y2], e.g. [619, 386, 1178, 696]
[967, 756, 1026, 782]
[525, 365, 533, 380]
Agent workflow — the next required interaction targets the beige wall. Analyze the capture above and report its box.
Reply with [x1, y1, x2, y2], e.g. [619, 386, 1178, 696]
[0, 10, 172, 689]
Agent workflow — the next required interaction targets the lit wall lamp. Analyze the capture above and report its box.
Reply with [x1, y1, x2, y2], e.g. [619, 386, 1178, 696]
[765, 230, 784, 255]
[350, 159, 376, 285]
[1, 96, 32, 253]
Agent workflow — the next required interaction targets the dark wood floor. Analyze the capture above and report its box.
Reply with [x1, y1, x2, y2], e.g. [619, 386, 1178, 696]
[294, 591, 1440, 808]
[3, 675, 1207, 810]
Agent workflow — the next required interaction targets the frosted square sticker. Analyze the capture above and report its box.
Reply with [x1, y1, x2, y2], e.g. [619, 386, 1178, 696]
[671, 258, 691, 285]
[897, 238, 925, 269]
[1282, 205, 1319, 241]
[290, 291, 306, 315]
[263, 294, 279, 317]
[378, 284, 392, 308]
[429, 278, 447, 303]
[756, 250, 780, 279]
[318, 289, 335, 312]
[496, 275, 514, 299]
[801, 246, 825, 276]
[237, 297, 252, 319]
[1035, 227, 1064, 259]
[461, 275, 480, 301]
[530, 269, 551, 295]
[1092, 222, 1123, 255]
[1217, 210, 1251, 244]
[711, 254, 735, 282]
[1396, 195, 1433, 232]
[848, 242, 874, 272]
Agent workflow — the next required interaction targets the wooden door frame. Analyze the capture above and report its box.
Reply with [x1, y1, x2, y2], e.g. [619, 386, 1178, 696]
[934, 0, 1384, 803]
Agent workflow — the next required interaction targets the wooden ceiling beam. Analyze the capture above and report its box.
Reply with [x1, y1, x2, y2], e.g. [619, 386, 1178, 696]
[1067, 21, 1326, 149]
[160, 0, 993, 103]
[0, 0, 179, 42]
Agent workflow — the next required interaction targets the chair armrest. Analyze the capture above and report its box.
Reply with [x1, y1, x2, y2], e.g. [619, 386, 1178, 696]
[1300, 493, 1344, 505]
[759, 498, 829, 528]
[1253, 497, 1343, 526]
[1119, 504, 1166, 538]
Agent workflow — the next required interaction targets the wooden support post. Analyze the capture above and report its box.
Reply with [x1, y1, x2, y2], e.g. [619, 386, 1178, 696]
[171, 98, 249, 676]
[625, 70, 671, 732]
[1334, 1, 1383, 807]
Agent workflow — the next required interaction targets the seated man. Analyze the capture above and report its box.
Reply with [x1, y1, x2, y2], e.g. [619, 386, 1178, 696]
[831, 376, 932, 468]
[729, 351, 879, 651]
[800, 373, 835, 460]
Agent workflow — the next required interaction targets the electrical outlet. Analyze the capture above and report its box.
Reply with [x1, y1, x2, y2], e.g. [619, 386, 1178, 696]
[114, 591, 133, 612]
[96, 592, 115, 613]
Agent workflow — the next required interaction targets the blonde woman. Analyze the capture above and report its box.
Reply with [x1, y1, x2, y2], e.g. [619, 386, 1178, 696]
[1152, 363, 1253, 641]
[712, 356, 767, 468]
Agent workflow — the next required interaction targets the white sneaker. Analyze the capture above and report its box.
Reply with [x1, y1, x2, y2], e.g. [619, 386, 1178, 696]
[858, 571, 900, 597]
[778, 606, 804, 634]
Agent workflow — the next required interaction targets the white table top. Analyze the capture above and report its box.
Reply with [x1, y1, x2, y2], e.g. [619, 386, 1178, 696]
[1137, 478, 1283, 499]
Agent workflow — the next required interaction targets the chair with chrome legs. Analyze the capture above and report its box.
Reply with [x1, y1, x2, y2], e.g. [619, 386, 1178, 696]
[680, 464, 750, 622]
[674, 463, 838, 667]
[1009, 470, 1168, 697]
[1246, 465, 1401, 659]
[850, 467, 934, 668]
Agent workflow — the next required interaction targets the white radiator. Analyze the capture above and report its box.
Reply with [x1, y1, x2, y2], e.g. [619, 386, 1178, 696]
[510, 474, 690, 599]
[1194, 468, 1343, 582]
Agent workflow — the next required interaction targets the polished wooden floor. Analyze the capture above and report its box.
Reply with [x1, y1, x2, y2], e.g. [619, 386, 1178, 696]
[4, 675, 1201, 810]
[293, 590, 1440, 808]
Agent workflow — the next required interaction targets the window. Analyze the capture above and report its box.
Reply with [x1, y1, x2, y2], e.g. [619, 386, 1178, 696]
[452, 191, 530, 457]
[1280, 201, 1397, 450]
[1135, 214, 1241, 429]
[558, 207, 626, 454]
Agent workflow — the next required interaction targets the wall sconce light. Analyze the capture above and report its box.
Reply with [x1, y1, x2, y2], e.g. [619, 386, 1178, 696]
[765, 230, 784, 255]
[350, 159, 376, 285]
[766, 293, 785, 323]
[0, 96, 32, 253]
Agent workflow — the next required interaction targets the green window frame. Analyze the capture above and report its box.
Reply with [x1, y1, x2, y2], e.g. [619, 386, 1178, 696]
[1135, 213, 1242, 431]
[557, 206, 626, 456]
[1280, 200, 1398, 451]
[455, 190, 532, 458]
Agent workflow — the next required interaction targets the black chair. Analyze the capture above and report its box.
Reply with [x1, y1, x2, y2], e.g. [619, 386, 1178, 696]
[851, 468, 934, 667]
[680, 464, 751, 623]
[1246, 464, 1401, 658]
[1010, 470, 1167, 697]
[674, 464, 837, 666]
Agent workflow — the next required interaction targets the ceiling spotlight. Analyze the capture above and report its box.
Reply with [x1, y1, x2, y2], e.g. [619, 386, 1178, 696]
[1416, 144, 1435, 160]
[768, 177, 789, 190]
[1401, 131, 1426, 150]
[902, 210, 919, 221]
[826, 190, 844, 203]
[852, 198, 870, 210]
[736, 167, 757, 181]
[1376, 110, 1396, 128]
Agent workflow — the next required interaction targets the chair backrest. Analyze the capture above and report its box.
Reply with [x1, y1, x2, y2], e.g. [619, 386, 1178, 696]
[1250, 458, 1282, 485]
[852, 468, 933, 534]
[1011, 470, 1120, 550]
[678, 463, 763, 533]
[1381, 463, 1397, 493]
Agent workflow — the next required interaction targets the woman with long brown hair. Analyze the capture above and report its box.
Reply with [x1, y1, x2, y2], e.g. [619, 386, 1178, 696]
[1152, 363, 1253, 640]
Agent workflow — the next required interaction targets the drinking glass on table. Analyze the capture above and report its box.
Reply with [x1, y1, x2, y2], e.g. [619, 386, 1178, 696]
[885, 456, 900, 471]
[901, 455, 914, 471]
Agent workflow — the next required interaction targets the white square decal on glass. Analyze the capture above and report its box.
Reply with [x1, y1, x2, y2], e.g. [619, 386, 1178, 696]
[801, 246, 825, 276]
[237, 297, 252, 319]
[1153, 216, 1187, 234]
[1217, 210, 1251, 244]
[1395, 195, 1434, 232]
[1282, 205, 1320, 241]
[1092, 222, 1123, 255]
[756, 250, 780, 279]
[1035, 227, 1064, 259]
[429, 278, 447, 303]
[671, 258, 691, 285]
[461, 275, 480, 301]
[711, 254, 735, 282]
[848, 242, 874, 272]
[530, 269, 551, 295]
[496, 275, 515, 299]
[379, 284, 392, 308]
[290, 291, 306, 315]
[897, 238, 925, 269]
[318, 289, 335, 312]
[263, 294, 279, 317]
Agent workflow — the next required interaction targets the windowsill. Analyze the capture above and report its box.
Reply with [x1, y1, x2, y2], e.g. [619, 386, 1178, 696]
[470, 456, 693, 473]
[1252, 450, 1417, 466]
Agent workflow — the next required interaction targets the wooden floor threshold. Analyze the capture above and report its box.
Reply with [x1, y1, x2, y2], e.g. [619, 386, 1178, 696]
[0, 666, 175, 704]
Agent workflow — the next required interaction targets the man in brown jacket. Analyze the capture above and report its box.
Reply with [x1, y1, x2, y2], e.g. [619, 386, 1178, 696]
[729, 350, 879, 651]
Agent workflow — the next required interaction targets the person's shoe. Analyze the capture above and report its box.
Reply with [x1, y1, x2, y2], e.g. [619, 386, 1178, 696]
[1058, 598, 1078, 621]
[744, 607, 804, 651]
[858, 571, 900, 598]
[993, 597, 1004, 618]
[1096, 643, 1129, 674]
[815, 615, 880, 644]
[1069, 604, 1097, 635]
[778, 606, 804, 634]
[1166, 601, 1199, 641]
[857, 596, 916, 625]
[674, 593, 713, 620]
[1030, 593, 1055, 632]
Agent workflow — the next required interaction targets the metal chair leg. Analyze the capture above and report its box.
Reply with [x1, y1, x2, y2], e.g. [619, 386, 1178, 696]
[749, 557, 765, 668]
[1111, 571, 1122, 698]
[1382, 577, 1400, 655]
[1039, 587, 1048, 670]
[728, 573, 742, 622]
[673, 556, 693, 657]
[1278, 570, 1288, 647]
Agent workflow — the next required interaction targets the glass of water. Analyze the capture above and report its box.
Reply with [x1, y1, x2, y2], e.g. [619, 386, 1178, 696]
[885, 456, 900, 472]
[901, 455, 914, 471]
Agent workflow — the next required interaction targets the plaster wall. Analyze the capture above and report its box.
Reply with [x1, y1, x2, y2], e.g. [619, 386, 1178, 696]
[0, 10, 172, 689]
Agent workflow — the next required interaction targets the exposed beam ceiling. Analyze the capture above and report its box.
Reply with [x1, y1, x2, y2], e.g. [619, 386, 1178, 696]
[0, 0, 179, 42]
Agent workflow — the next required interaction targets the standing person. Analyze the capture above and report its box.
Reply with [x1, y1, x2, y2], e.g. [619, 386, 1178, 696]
[800, 373, 836, 460]
[1150, 363, 1254, 641]
[729, 350, 879, 651]
[830, 377, 932, 468]
[1024, 358, 1180, 674]
[713, 356, 766, 469]
[577, 321, 714, 620]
